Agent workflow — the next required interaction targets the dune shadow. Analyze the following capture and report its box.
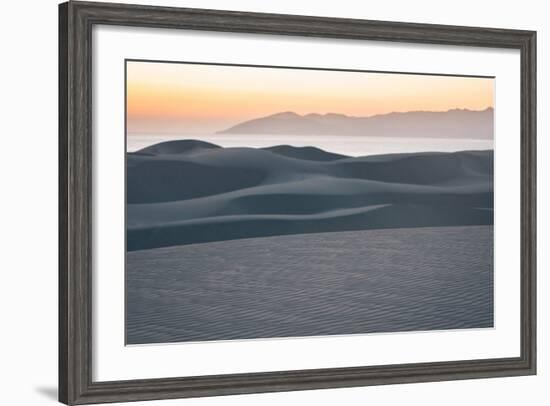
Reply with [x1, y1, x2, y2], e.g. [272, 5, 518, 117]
[126, 141, 494, 250]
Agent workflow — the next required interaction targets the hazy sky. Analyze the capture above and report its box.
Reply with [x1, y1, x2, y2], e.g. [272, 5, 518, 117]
[127, 61, 494, 135]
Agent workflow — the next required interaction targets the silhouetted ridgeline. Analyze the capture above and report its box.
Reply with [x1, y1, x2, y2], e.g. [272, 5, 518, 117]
[217, 108, 494, 139]
[126, 140, 493, 251]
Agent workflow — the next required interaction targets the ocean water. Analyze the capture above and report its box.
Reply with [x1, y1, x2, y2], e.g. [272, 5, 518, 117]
[126, 225, 494, 345]
[126, 134, 494, 157]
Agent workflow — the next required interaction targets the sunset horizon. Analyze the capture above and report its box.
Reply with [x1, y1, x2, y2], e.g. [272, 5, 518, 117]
[126, 60, 494, 136]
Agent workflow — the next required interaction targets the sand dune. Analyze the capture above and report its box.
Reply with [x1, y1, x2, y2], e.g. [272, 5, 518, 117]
[262, 144, 347, 161]
[136, 139, 221, 155]
[127, 140, 493, 250]
[127, 226, 494, 344]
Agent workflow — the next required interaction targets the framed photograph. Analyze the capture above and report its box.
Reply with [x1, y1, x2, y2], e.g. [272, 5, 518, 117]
[59, 1, 536, 404]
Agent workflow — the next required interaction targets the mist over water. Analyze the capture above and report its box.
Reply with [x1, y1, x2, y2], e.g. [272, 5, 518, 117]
[127, 134, 494, 156]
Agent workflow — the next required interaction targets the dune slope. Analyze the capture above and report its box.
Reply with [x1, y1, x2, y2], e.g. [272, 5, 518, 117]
[127, 140, 493, 250]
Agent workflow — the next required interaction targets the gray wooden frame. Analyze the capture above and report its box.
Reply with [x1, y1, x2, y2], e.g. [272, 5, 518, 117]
[59, 1, 537, 404]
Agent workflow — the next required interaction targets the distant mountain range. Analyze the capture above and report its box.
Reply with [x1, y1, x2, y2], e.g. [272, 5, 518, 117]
[217, 108, 494, 139]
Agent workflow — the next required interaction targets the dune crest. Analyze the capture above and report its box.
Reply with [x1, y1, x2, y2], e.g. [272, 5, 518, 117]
[127, 141, 493, 251]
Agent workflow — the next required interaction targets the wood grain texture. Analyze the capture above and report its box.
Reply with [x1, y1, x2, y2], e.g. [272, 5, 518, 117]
[58, 1, 537, 404]
[58, 3, 69, 404]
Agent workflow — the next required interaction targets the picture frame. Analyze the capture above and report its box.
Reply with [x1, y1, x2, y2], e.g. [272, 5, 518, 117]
[59, 1, 536, 404]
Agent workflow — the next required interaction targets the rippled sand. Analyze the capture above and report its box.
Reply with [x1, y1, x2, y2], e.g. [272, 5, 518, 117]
[126, 225, 493, 345]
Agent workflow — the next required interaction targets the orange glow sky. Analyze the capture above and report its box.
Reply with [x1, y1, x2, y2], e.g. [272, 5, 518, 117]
[127, 61, 494, 135]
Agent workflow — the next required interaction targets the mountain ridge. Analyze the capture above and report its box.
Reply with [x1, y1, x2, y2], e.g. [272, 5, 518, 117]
[217, 107, 494, 139]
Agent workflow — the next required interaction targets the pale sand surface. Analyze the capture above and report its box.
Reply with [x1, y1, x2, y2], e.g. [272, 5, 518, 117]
[126, 225, 493, 345]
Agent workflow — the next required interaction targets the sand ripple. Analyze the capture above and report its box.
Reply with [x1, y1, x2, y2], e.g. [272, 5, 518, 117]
[126, 225, 493, 344]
